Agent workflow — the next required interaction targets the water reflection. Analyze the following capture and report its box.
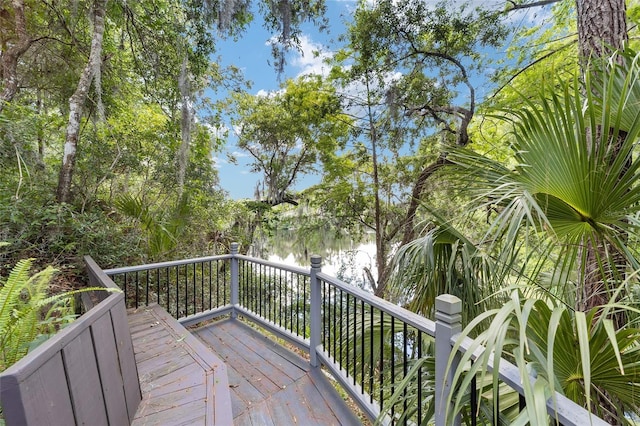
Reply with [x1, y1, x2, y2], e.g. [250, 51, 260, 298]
[248, 228, 377, 291]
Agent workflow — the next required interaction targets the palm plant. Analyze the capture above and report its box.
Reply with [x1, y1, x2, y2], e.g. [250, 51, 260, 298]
[382, 49, 640, 423]
[114, 194, 189, 260]
[387, 219, 509, 328]
[448, 290, 640, 424]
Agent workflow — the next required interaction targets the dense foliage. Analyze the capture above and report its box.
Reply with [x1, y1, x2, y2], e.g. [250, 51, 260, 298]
[3, 0, 640, 423]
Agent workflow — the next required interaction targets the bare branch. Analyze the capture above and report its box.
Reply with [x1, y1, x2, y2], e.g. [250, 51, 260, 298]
[489, 41, 574, 100]
[505, 0, 561, 12]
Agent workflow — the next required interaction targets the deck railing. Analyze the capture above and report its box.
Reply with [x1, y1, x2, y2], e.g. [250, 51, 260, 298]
[104, 243, 608, 426]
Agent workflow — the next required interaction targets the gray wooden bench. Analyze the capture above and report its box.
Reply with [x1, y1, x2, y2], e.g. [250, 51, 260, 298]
[0, 257, 233, 425]
[128, 304, 233, 425]
[0, 288, 142, 425]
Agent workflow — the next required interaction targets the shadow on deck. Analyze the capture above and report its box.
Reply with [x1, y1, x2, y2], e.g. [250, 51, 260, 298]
[195, 318, 361, 426]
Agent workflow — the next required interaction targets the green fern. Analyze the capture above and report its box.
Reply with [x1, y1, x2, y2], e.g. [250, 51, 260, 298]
[0, 258, 118, 372]
[0, 258, 59, 371]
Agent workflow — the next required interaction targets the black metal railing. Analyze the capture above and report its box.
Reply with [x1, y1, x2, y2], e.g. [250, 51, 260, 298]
[318, 276, 431, 424]
[103, 243, 608, 426]
[237, 257, 311, 340]
[106, 256, 231, 319]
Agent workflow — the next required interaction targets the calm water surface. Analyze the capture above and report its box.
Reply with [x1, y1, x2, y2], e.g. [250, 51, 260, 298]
[249, 228, 377, 291]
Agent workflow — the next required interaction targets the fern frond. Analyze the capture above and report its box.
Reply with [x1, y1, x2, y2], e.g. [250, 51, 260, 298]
[0, 259, 34, 339]
[2, 305, 39, 368]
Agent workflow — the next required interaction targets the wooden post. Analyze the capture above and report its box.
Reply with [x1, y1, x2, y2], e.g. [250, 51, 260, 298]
[435, 294, 462, 426]
[309, 255, 322, 367]
[230, 242, 239, 319]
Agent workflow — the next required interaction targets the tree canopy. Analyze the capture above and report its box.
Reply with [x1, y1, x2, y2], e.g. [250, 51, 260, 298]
[3, 0, 640, 422]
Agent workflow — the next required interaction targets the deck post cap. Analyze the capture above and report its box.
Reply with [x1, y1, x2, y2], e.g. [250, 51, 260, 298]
[435, 294, 462, 316]
[310, 255, 322, 269]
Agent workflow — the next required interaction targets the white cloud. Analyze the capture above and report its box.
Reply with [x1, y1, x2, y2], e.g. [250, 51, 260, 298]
[291, 35, 334, 78]
[231, 150, 249, 158]
[212, 156, 225, 169]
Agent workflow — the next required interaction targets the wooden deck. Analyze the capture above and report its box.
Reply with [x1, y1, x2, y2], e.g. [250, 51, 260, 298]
[193, 318, 362, 426]
[128, 305, 232, 425]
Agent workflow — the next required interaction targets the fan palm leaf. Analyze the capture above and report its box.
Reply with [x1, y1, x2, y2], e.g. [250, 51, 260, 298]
[449, 50, 640, 301]
[384, 49, 640, 423]
[447, 290, 640, 424]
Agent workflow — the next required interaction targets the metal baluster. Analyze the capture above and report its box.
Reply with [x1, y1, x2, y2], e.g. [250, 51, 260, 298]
[323, 281, 328, 355]
[200, 262, 204, 312]
[134, 271, 139, 308]
[278, 269, 283, 327]
[192, 262, 196, 315]
[361, 300, 365, 397]
[339, 289, 343, 368]
[471, 364, 477, 426]
[403, 322, 408, 423]
[353, 295, 357, 386]
[296, 274, 300, 335]
[145, 270, 149, 306]
[369, 306, 374, 403]
[345, 293, 350, 376]
[391, 315, 395, 420]
[417, 330, 423, 423]
[165, 268, 170, 312]
[333, 287, 337, 361]
[379, 310, 384, 408]
[223, 259, 227, 305]
[257, 263, 261, 317]
[175, 266, 179, 318]
[303, 276, 307, 338]
[184, 264, 188, 317]
[208, 261, 212, 310]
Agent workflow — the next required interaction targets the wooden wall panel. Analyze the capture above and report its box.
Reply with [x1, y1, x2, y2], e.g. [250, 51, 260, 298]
[20, 353, 76, 425]
[62, 328, 109, 426]
[111, 300, 142, 421]
[92, 312, 130, 425]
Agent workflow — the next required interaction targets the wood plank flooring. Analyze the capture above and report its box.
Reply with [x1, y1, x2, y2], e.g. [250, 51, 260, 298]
[193, 318, 362, 426]
[128, 305, 233, 426]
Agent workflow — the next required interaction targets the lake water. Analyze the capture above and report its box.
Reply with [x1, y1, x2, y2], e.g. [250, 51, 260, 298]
[248, 228, 377, 291]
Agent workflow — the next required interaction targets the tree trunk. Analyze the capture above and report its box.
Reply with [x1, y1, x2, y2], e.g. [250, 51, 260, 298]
[56, 0, 108, 203]
[576, 0, 627, 63]
[0, 0, 33, 114]
[575, 0, 627, 312]
[576, 1, 627, 421]
[177, 56, 192, 200]
[366, 75, 388, 298]
[400, 155, 451, 246]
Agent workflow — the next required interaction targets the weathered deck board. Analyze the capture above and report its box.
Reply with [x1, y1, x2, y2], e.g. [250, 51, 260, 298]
[194, 318, 362, 426]
[128, 305, 232, 426]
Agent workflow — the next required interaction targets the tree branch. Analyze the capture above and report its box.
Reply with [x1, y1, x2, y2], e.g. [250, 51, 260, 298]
[401, 155, 452, 245]
[505, 0, 561, 12]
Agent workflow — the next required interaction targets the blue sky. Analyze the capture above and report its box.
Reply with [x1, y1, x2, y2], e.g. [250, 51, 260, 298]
[210, 0, 545, 199]
[212, 1, 355, 199]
